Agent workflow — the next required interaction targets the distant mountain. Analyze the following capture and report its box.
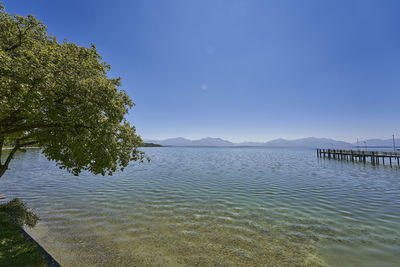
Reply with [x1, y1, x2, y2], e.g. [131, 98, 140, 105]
[145, 137, 192, 146]
[144, 137, 353, 148]
[191, 137, 233, 146]
[236, 137, 353, 148]
[264, 137, 353, 148]
[235, 141, 266, 146]
[144, 137, 233, 147]
[353, 138, 400, 147]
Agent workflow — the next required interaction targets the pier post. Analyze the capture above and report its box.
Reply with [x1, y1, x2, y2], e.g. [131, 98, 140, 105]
[318, 148, 400, 168]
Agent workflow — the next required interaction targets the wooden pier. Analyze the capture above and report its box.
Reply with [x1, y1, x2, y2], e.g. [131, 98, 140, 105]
[317, 149, 400, 167]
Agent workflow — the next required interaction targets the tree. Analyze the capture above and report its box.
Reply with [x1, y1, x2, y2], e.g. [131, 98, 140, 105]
[0, 198, 39, 227]
[0, 3, 147, 179]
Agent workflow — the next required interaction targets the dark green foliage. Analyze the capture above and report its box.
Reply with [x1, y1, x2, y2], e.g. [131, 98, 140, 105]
[0, 198, 39, 227]
[0, 211, 47, 266]
[141, 143, 162, 147]
[0, 3, 147, 178]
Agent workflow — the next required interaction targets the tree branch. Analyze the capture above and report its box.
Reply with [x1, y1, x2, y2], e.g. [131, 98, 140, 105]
[0, 140, 38, 178]
[4, 22, 34, 52]
[19, 141, 38, 148]
[0, 123, 60, 135]
[4, 25, 24, 52]
[0, 136, 4, 164]
[0, 109, 23, 126]
[17, 133, 34, 141]
[0, 122, 94, 136]
[0, 143, 19, 174]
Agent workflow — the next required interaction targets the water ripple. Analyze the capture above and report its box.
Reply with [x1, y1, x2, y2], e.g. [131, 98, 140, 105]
[1, 147, 400, 266]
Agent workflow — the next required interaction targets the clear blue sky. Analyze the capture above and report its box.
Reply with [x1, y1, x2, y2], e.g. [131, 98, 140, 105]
[4, 0, 400, 142]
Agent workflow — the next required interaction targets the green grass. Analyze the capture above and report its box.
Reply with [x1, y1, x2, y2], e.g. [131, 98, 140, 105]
[0, 212, 48, 266]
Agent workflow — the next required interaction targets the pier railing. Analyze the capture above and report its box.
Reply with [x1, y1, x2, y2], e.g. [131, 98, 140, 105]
[317, 149, 400, 167]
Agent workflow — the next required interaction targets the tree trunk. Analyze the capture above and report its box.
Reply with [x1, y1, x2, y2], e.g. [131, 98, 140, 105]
[0, 165, 6, 178]
[0, 138, 38, 178]
[0, 136, 4, 178]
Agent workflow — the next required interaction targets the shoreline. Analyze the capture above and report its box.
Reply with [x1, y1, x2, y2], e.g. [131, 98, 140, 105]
[1, 147, 41, 150]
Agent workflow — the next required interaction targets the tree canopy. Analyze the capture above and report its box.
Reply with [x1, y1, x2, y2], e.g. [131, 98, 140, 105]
[0, 3, 147, 178]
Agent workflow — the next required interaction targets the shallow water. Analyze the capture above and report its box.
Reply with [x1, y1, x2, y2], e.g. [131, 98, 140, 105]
[1, 147, 399, 266]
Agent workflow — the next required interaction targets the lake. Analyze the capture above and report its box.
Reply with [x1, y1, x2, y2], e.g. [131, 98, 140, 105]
[1, 147, 399, 266]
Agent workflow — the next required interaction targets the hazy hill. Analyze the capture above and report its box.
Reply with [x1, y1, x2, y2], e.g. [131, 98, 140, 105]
[353, 138, 400, 147]
[144, 137, 353, 148]
[144, 137, 233, 147]
[191, 137, 233, 146]
[264, 137, 353, 148]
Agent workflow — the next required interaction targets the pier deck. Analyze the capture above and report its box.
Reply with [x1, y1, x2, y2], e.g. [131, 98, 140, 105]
[317, 149, 400, 167]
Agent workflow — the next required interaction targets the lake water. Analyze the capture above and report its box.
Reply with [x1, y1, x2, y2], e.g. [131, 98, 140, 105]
[1, 147, 399, 266]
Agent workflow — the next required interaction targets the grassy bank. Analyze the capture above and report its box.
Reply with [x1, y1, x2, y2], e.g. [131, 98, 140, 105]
[0, 212, 48, 266]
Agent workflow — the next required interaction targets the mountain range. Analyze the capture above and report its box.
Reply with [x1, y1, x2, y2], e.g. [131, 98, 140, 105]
[145, 137, 234, 147]
[144, 137, 400, 148]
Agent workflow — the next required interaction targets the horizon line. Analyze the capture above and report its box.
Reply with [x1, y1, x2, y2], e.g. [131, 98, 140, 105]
[143, 136, 400, 144]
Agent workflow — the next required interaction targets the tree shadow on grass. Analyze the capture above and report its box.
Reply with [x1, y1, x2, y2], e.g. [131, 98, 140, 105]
[0, 212, 47, 266]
